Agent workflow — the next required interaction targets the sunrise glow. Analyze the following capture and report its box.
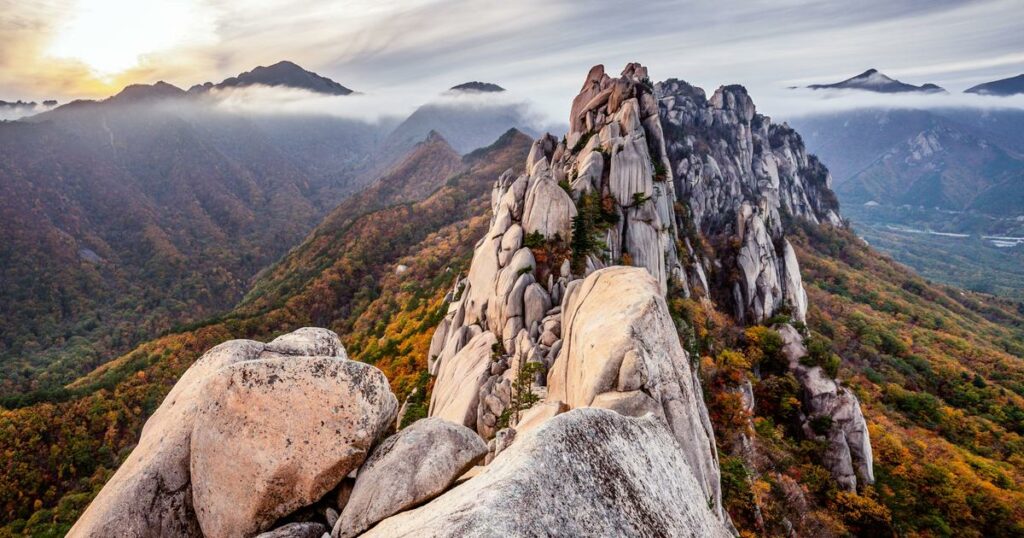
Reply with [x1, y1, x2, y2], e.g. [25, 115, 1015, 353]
[45, 0, 216, 77]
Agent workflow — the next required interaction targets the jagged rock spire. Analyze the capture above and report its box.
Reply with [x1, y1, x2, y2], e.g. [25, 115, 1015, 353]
[426, 63, 728, 522]
[426, 63, 873, 526]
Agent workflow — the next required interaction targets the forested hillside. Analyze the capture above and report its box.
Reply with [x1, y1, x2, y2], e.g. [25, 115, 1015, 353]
[0, 129, 532, 537]
[2, 120, 1023, 535]
[0, 90, 389, 396]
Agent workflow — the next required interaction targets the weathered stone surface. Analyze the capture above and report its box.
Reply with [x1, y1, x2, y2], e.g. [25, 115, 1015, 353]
[522, 283, 551, 331]
[778, 324, 874, 491]
[427, 318, 450, 372]
[782, 239, 808, 323]
[548, 267, 723, 518]
[265, 327, 346, 358]
[462, 234, 500, 327]
[256, 522, 328, 538]
[513, 400, 567, 433]
[429, 331, 498, 428]
[497, 223, 522, 267]
[333, 418, 487, 538]
[190, 357, 397, 538]
[361, 409, 730, 537]
[735, 208, 782, 324]
[68, 339, 266, 538]
[522, 173, 576, 241]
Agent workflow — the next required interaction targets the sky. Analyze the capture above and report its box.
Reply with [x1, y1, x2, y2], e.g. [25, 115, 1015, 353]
[2, 0, 1023, 121]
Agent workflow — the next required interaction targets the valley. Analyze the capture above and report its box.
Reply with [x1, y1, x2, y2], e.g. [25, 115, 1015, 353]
[791, 106, 1024, 302]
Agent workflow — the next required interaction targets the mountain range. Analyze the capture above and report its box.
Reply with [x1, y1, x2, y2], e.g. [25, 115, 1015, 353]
[0, 62, 538, 397]
[188, 60, 356, 95]
[0, 62, 1021, 537]
[807, 68, 945, 93]
[966, 73, 1024, 96]
[790, 105, 1024, 297]
[805, 68, 1024, 95]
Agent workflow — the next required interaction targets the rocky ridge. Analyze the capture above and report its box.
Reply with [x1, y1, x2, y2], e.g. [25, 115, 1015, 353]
[68, 62, 876, 537]
[426, 62, 874, 502]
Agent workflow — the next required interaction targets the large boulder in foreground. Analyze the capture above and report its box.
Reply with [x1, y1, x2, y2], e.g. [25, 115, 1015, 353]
[333, 418, 487, 538]
[547, 266, 724, 518]
[191, 357, 397, 538]
[66, 338, 274, 537]
[361, 409, 730, 537]
[65, 327, 358, 538]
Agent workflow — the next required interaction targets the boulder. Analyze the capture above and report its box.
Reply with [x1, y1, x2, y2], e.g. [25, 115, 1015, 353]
[512, 400, 567, 433]
[429, 331, 498, 428]
[548, 267, 723, 518]
[265, 327, 347, 358]
[190, 357, 397, 538]
[521, 173, 576, 241]
[522, 283, 551, 331]
[68, 339, 268, 538]
[361, 409, 730, 537]
[498, 223, 523, 267]
[333, 418, 487, 538]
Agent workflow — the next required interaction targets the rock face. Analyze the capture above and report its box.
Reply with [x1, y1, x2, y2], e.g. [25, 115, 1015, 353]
[549, 266, 723, 518]
[333, 418, 487, 538]
[658, 79, 840, 323]
[779, 324, 874, 491]
[361, 409, 730, 537]
[191, 357, 397, 538]
[67, 328, 391, 538]
[429, 331, 497, 428]
[423, 62, 872, 525]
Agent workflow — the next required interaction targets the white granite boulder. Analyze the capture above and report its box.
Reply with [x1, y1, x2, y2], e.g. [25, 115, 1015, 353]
[190, 356, 397, 538]
[333, 418, 487, 538]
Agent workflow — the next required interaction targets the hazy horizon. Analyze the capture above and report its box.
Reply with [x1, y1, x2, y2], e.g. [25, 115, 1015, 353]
[3, 0, 1024, 124]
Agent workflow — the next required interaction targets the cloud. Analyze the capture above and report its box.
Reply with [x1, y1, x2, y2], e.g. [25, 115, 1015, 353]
[756, 87, 1024, 121]
[201, 83, 559, 132]
[1, 0, 1023, 120]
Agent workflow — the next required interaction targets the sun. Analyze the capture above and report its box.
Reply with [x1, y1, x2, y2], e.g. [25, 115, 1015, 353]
[46, 0, 217, 78]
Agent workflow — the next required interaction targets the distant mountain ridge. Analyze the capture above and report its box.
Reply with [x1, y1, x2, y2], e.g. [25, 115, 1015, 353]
[791, 108, 1024, 219]
[109, 81, 187, 102]
[449, 81, 505, 93]
[378, 86, 543, 156]
[190, 60, 355, 95]
[807, 68, 945, 93]
[966, 73, 1024, 96]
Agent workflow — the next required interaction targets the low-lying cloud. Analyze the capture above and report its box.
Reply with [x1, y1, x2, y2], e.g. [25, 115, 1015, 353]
[760, 87, 1024, 120]
[203, 83, 561, 132]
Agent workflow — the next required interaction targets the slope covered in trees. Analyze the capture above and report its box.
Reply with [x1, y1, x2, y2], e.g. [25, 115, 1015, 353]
[0, 91, 389, 396]
[2, 88, 1024, 537]
[0, 129, 532, 537]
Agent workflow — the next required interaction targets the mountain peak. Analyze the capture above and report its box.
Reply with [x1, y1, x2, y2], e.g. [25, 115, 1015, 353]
[808, 69, 945, 94]
[109, 81, 187, 102]
[422, 130, 449, 144]
[449, 81, 505, 93]
[196, 61, 354, 96]
[965, 73, 1024, 96]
